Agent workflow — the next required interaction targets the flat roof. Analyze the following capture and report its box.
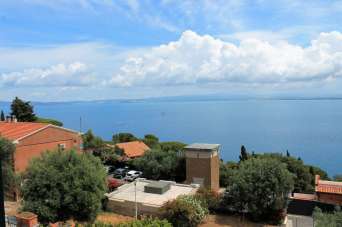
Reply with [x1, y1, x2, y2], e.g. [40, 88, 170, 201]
[184, 143, 220, 150]
[106, 179, 197, 207]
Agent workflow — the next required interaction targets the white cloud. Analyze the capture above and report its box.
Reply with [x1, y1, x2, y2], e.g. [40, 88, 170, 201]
[0, 62, 97, 87]
[109, 30, 342, 87]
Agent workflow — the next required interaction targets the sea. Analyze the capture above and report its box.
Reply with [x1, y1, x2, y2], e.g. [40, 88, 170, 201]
[1, 99, 341, 177]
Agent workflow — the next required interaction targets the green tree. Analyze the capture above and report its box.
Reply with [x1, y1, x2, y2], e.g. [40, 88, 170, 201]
[239, 145, 249, 162]
[334, 174, 342, 182]
[21, 150, 107, 224]
[162, 195, 208, 227]
[82, 129, 105, 150]
[0, 137, 18, 193]
[160, 141, 186, 152]
[286, 150, 290, 157]
[223, 157, 294, 223]
[35, 117, 63, 126]
[0, 110, 5, 121]
[143, 134, 159, 148]
[219, 161, 238, 187]
[112, 133, 137, 144]
[131, 149, 185, 182]
[10, 97, 36, 122]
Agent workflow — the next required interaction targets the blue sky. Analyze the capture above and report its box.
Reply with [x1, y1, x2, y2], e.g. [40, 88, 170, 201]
[0, 0, 342, 101]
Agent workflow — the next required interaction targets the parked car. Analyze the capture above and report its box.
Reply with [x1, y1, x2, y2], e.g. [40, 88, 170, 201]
[107, 177, 125, 192]
[113, 168, 128, 179]
[124, 170, 142, 182]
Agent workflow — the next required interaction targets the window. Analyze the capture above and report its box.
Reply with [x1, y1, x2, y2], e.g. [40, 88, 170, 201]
[58, 143, 66, 151]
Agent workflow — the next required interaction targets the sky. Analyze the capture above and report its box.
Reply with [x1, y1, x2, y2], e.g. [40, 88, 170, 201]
[0, 0, 342, 101]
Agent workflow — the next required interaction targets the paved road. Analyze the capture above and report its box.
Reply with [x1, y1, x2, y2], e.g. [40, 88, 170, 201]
[287, 215, 313, 227]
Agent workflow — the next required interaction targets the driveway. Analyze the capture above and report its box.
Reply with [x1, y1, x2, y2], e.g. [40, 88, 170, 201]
[287, 214, 313, 227]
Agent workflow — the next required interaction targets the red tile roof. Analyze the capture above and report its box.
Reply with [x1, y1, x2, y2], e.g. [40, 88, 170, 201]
[316, 180, 342, 195]
[116, 141, 150, 158]
[315, 175, 342, 195]
[0, 122, 48, 141]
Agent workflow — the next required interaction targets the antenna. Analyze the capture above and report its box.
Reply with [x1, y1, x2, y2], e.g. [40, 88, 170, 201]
[79, 116, 82, 133]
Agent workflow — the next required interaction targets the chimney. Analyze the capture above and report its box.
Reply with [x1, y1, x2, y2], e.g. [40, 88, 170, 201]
[6, 116, 11, 123]
[315, 175, 320, 186]
[11, 115, 18, 123]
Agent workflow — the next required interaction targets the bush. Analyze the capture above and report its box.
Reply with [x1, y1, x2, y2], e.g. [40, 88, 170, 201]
[313, 207, 342, 227]
[161, 195, 208, 227]
[21, 150, 107, 224]
[194, 188, 221, 212]
[87, 218, 171, 227]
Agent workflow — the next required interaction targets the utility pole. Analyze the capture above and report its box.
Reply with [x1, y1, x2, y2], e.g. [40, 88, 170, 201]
[0, 160, 6, 227]
[134, 180, 138, 220]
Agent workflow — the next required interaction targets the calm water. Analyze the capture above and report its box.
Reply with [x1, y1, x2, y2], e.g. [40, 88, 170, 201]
[1, 100, 341, 176]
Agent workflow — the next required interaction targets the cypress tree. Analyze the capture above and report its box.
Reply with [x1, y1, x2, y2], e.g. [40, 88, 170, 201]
[239, 145, 249, 162]
[286, 150, 290, 157]
[0, 110, 4, 121]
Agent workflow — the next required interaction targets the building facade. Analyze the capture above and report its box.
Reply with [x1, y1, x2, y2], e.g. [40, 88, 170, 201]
[184, 143, 220, 191]
[0, 121, 82, 172]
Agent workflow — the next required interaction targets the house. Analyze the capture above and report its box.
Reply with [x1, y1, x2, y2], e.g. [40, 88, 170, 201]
[315, 175, 342, 205]
[0, 120, 82, 172]
[115, 141, 150, 158]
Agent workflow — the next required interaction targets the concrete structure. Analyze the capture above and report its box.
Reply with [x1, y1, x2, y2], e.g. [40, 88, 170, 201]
[184, 143, 220, 191]
[315, 175, 342, 205]
[106, 179, 198, 217]
[0, 121, 82, 172]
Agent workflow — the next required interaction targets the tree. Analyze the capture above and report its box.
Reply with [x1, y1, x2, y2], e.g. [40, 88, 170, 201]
[35, 117, 63, 126]
[10, 97, 36, 122]
[0, 137, 18, 193]
[223, 157, 294, 223]
[112, 133, 137, 144]
[91, 218, 172, 227]
[143, 134, 159, 148]
[162, 195, 208, 227]
[82, 129, 105, 151]
[21, 150, 107, 224]
[286, 150, 290, 157]
[0, 110, 4, 121]
[131, 149, 186, 182]
[334, 174, 342, 182]
[239, 145, 249, 162]
[219, 161, 238, 188]
[160, 141, 186, 152]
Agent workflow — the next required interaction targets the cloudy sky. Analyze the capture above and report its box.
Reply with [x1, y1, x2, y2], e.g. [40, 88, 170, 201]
[1, 0, 342, 101]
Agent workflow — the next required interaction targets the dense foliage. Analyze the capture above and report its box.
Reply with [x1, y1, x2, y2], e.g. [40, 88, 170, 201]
[10, 97, 36, 122]
[220, 145, 329, 193]
[35, 117, 63, 126]
[88, 218, 172, 227]
[0, 137, 18, 193]
[112, 133, 138, 144]
[223, 157, 294, 223]
[194, 188, 221, 212]
[313, 207, 342, 227]
[162, 195, 208, 227]
[83, 130, 119, 165]
[21, 150, 107, 224]
[142, 134, 160, 148]
[131, 149, 186, 182]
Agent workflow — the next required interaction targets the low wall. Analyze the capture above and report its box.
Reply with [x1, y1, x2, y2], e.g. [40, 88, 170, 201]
[106, 199, 161, 217]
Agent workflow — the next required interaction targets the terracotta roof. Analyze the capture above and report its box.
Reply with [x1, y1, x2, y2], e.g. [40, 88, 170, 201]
[0, 122, 48, 141]
[116, 141, 150, 158]
[316, 180, 342, 195]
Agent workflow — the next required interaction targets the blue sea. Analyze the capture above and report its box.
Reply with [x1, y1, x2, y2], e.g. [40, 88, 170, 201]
[1, 99, 341, 177]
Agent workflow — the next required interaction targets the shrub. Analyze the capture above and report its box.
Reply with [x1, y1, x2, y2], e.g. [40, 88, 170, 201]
[194, 188, 221, 212]
[161, 195, 208, 227]
[313, 207, 342, 227]
[88, 218, 172, 227]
